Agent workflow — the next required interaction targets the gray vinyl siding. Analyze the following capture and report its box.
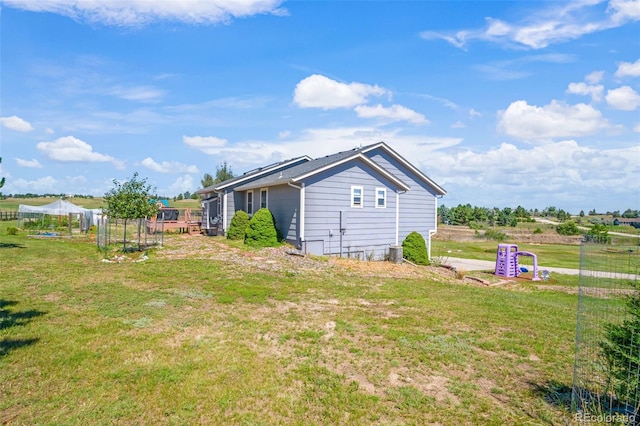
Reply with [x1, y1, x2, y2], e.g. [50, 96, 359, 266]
[364, 148, 438, 246]
[301, 160, 399, 258]
[264, 184, 300, 243]
[225, 189, 236, 231]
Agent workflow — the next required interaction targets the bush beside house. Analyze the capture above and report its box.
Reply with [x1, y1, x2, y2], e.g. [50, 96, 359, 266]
[227, 210, 250, 240]
[244, 208, 279, 248]
[402, 231, 429, 265]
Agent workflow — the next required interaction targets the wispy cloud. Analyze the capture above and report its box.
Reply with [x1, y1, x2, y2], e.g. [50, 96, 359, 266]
[0, 115, 34, 132]
[141, 157, 199, 174]
[474, 54, 575, 80]
[421, 0, 640, 50]
[16, 158, 43, 168]
[354, 104, 428, 125]
[1, 0, 288, 27]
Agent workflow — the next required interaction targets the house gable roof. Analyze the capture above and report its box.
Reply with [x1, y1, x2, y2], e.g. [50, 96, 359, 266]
[233, 142, 446, 196]
[360, 142, 447, 196]
[234, 145, 411, 191]
[195, 155, 312, 195]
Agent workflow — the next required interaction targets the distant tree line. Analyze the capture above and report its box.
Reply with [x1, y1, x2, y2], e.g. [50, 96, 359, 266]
[2, 193, 95, 199]
[439, 204, 537, 227]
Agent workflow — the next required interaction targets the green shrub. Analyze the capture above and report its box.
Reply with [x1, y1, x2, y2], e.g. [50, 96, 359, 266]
[483, 229, 507, 241]
[227, 210, 250, 240]
[556, 221, 581, 236]
[533, 227, 543, 234]
[6, 227, 18, 235]
[402, 231, 429, 265]
[600, 294, 640, 405]
[244, 208, 279, 248]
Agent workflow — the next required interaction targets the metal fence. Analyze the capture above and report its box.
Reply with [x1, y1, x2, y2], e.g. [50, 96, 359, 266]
[96, 217, 163, 251]
[572, 235, 640, 422]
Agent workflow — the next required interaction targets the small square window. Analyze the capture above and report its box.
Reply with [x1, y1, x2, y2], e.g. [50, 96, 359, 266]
[376, 188, 386, 208]
[351, 186, 363, 208]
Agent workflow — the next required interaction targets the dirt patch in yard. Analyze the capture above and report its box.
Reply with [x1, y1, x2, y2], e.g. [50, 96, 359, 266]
[154, 234, 453, 282]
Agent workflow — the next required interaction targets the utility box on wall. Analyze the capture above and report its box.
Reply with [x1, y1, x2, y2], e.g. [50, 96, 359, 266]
[340, 210, 348, 232]
[389, 246, 403, 264]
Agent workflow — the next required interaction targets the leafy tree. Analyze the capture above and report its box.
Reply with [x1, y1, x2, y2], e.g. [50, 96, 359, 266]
[201, 173, 214, 189]
[103, 172, 158, 251]
[183, 191, 191, 200]
[402, 231, 429, 265]
[585, 223, 610, 243]
[214, 161, 235, 184]
[244, 208, 279, 248]
[227, 210, 250, 240]
[600, 294, 640, 405]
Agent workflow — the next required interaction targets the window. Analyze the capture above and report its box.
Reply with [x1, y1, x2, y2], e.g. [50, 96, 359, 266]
[260, 188, 268, 209]
[351, 186, 363, 208]
[375, 188, 386, 208]
[246, 191, 253, 215]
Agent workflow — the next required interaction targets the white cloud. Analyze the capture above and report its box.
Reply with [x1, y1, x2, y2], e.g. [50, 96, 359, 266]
[615, 59, 640, 78]
[16, 158, 43, 168]
[469, 108, 482, 117]
[0, 115, 34, 132]
[36, 136, 121, 166]
[354, 104, 428, 125]
[141, 157, 199, 174]
[567, 82, 604, 102]
[166, 175, 196, 196]
[1, 0, 287, 27]
[421, 1, 640, 50]
[293, 74, 388, 109]
[428, 140, 640, 210]
[606, 86, 640, 110]
[183, 135, 228, 155]
[451, 121, 466, 129]
[45, 128, 55, 134]
[497, 100, 608, 140]
[6, 176, 59, 193]
[586, 70, 605, 84]
[634, 123, 640, 132]
[105, 85, 166, 103]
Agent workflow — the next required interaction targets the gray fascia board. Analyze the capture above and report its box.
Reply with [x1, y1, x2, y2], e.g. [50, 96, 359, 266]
[362, 142, 447, 195]
[290, 153, 411, 191]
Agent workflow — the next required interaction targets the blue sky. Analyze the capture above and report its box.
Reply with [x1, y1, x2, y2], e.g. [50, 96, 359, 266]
[0, 0, 638, 213]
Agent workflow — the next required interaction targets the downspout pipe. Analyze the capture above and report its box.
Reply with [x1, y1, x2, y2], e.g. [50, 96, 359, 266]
[287, 181, 305, 248]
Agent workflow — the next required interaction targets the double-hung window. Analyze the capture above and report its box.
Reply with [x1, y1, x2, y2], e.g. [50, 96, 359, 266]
[375, 188, 386, 208]
[260, 188, 268, 209]
[351, 186, 363, 208]
[247, 191, 254, 215]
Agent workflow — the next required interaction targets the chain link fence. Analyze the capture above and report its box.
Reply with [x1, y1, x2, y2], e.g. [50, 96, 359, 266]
[572, 235, 639, 423]
[96, 217, 163, 252]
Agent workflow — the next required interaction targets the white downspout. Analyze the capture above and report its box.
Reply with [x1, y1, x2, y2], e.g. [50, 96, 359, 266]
[429, 195, 443, 260]
[395, 191, 400, 246]
[287, 181, 305, 244]
[222, 192, 228, 232]
[396, 190, 406, 246]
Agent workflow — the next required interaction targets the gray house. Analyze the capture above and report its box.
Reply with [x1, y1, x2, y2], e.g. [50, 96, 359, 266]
[197, 142, 446, 259]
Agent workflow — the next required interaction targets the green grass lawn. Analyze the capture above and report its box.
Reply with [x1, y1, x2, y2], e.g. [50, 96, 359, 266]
[1, 221, 582, 424]
[432, 239, 582, 269]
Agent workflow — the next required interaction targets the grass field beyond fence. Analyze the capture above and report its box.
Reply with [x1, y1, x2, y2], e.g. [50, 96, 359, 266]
[0, 221, 587, 424]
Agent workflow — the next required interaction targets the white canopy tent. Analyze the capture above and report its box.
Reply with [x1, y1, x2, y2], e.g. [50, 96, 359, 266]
[18, 199, 104, 231]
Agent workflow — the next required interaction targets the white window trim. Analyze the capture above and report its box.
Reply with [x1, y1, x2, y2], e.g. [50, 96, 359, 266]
[351, 185, 363, 208]
[246, 190, 254, 215]
[260, 188, 268, 209]
[375, 187, 386, 209]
